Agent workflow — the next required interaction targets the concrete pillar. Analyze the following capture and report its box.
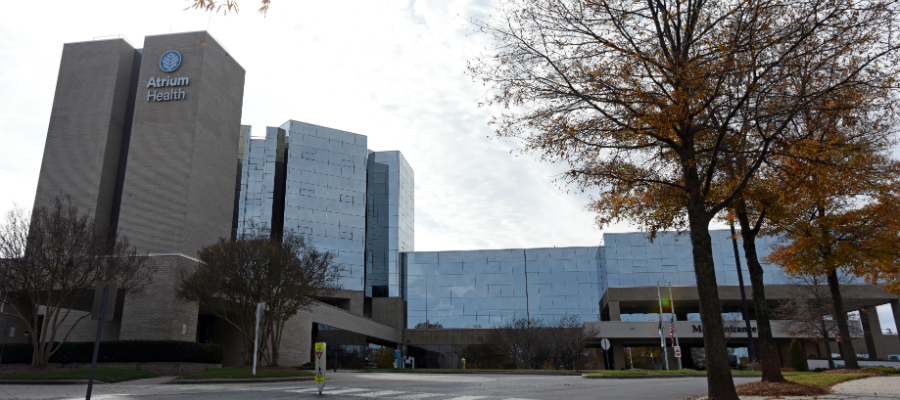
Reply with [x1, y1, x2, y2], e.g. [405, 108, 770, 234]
[860, 307, 878, 360]
[608, 300, 621, 321]
[612, 340, 625, 370]
[887, 299, 900, 349]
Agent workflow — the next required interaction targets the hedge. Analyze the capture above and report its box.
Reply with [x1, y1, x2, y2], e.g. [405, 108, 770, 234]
[0, 341, 224, 364]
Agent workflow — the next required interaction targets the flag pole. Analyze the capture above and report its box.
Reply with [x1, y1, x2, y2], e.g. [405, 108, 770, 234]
[657, 281, 669, 371]
[669, 281, 682, 370]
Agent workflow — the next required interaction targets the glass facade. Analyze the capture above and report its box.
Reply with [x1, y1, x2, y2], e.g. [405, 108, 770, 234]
[280, 120, 369, 291]
[234, 126, 285, 235]
[403, 247, 601, 329]
[598, 230, 859, 290]
[365, 151, 414, 298]
[231, 121, 852, 329]
[234, 120, 415, 294]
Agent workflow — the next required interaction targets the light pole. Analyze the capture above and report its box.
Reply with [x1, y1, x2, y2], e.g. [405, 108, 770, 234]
[730, 221, 756, 362]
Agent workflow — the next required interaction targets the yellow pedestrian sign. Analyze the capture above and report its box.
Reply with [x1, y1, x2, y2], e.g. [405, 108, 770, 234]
[315, 342, 326, 393]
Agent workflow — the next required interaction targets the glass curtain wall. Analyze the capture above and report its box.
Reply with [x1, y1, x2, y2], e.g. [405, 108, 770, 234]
[281, 120, 368, 291]
[599, 230, 860, 289]
[404, 247, 601, 329]
[234, 126, 285, 236]
[365, 151, 414, 298]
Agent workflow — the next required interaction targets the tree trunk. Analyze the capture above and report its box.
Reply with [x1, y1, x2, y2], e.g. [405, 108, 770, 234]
[821, 321, 834, 369]
[687, 210, 739, 400]
[736, 207, 786, 382]
[826, 269, 859, 369]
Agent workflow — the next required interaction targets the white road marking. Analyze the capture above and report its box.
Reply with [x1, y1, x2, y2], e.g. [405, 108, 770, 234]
[354, 373, 496, 383]
[442, 397, 489, 400]
[62, 396, 130, 400]
[347, 390, 406, 397]
[393, 393, 447, 399]
[322, 388, 372, 394]
[286, 387, 323, 393]
[255, 386, 314, 391]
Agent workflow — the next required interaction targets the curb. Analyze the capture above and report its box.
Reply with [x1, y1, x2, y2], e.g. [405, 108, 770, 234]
[0, 379, 108, 385]
[582, 373, 796, 379]
[169, 376, 315, 384]
[350, 370, 583, 376]
[582, 374, 705, 379]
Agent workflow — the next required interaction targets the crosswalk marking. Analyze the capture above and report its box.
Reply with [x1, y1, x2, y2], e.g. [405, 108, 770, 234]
[393, 393, 448, 399]
[324, 388, 372, 394]
[347, 390, 406, 397]
[140, 384, 537, 400]
[442, 397, 489, 400]
[255, 386, 313, 391]
[286, 387, 322, 393]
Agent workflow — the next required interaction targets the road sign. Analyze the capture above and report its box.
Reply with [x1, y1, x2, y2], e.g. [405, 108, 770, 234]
[835, 332, 842, 342]
[600, 338, 610, 351]
[315, 342, 326, 393]
[674, 346, 682, 358]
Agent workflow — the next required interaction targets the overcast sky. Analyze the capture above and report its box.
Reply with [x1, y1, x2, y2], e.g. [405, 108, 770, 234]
[0, 0, 895, 331]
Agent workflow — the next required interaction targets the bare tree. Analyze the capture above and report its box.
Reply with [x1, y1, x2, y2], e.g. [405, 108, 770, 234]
[178, 225, 342, 366]
[414, 320, 444, 329]
[0, 197, 152, 367]
[545, 315, 599, 370]
[771, 273, 862, 368]
[484, 316, 548, 369]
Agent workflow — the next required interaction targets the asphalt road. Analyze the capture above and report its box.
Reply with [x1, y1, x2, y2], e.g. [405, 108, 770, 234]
[0, 373, 761, 400]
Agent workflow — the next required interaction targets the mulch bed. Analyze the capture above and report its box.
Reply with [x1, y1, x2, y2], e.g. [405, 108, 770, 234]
[735, 381, 828, 397]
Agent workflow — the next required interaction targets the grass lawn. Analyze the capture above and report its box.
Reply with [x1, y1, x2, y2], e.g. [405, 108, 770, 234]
[785, 373, 871, 387]
[0, 368, 157, 383]
[178, 366, 314, 380]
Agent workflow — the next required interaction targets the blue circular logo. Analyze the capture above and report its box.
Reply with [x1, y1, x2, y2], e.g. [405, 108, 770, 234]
[159, 50, 182, 73]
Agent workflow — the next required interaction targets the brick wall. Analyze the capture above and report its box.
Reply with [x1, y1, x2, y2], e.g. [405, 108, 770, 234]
[119, 255, 199, 341]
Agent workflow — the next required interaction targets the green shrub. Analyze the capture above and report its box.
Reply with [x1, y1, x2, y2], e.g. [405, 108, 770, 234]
[788, 338, 809, 372]
[0, 341, 223, 364]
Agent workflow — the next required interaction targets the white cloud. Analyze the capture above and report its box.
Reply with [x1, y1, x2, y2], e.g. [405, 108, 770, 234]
[0, 0, 630, 253]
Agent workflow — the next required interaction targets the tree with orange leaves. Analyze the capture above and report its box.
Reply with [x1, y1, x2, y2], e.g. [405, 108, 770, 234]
[720, 71, 899, 380]
[470, 0, 900, 397]
[763, 147, 900, 369]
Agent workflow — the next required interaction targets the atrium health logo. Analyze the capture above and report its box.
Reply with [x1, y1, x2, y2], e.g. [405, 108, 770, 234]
[159, 50, 182, 73]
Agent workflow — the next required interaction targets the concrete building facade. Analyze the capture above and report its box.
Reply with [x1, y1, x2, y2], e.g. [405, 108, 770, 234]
[33, 38, 141, 242]
[115, 31, 245, 256]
